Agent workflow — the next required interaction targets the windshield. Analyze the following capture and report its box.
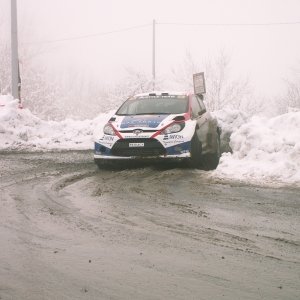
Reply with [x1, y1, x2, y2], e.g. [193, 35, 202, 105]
[116, 96, 189, 116]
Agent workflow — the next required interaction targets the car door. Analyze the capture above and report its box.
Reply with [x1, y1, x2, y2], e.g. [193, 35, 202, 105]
[191, 94, 218, 153]
[190, 94, 207, 133]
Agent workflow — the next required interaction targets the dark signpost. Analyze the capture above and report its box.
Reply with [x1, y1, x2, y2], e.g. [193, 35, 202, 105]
[193, 72, 206, 95]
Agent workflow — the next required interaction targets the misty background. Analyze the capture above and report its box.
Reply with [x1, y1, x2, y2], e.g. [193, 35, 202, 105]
[0, 0, 300, 120]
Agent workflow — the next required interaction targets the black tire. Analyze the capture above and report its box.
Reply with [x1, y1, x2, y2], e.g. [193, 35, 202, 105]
[200, 134, 220, 170]
[95, 159, 111, 170]
[189, 133, 202, 168]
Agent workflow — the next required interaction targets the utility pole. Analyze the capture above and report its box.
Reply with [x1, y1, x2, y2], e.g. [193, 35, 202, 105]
[152, 19, 156, 91]
[11, 0, 21, 101]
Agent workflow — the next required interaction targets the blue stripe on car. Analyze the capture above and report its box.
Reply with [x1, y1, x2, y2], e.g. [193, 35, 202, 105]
[94, 142, 112, 155]
[120, 115, 169, 129]
[165, 141, 191, 155]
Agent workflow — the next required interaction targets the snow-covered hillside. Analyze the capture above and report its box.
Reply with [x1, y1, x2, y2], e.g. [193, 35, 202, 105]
[1, 95, 299, 186]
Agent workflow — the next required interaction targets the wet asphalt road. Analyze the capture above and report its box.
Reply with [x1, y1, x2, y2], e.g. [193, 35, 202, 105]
[0, 151, 299, 300]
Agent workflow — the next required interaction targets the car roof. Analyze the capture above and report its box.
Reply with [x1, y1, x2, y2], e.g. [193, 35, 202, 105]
[134, 91, 190, 98]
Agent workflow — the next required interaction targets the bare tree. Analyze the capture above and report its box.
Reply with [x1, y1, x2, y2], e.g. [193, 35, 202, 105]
[0, 5, 10, 95]
[170, 50, 198, 91]
[0, 43, 11, 95]
[272, 66, 300, 115]
[171, 50, 252, 112]
[284, 68, 300, 110]
[109, 68, 161, 109]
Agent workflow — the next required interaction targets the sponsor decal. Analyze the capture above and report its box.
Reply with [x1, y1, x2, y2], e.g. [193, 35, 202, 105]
[164, 134, 184, 140]
[163, 140, 183, 146]
[170, 134, 184, 139]
[99, 136, 115, 148]
[102, 136, 114, 141]
[121, 115, 169, 129]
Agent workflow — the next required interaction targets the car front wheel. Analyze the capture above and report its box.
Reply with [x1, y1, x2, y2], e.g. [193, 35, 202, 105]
[190, 133, 202, 168]
[200, 134, 220, 170]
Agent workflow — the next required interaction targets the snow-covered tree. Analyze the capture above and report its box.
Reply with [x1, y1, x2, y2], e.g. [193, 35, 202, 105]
[284, 68, 300, 110]
[171, 50, 252, 112]
[108, 68, 163, 109]
[272, 67, 300, 116]
[0, 44, 11, 95]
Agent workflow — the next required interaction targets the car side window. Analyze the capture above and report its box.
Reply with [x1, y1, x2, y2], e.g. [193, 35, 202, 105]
[196, 95, 206, 112]
[191, 95, 202, 118]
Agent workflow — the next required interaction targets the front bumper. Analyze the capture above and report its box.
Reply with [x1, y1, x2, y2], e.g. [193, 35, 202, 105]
[94, 139, 191, 160]
[94, 152, 191, 160]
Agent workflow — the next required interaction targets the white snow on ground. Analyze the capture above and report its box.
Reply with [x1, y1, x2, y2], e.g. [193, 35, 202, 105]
[212, 109, 249, 153]
[1, 95, 300, 186]
[0, 95, 111, 150]
[214, 111, 300, 185]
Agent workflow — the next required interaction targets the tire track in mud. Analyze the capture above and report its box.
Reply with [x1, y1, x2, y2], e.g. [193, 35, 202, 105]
[122, 177, 298, 265]
[1, 151, 300, 300]
[61, 166, 299, 266]
[2, 151, 299, 262]
[0, 153, 100, 246]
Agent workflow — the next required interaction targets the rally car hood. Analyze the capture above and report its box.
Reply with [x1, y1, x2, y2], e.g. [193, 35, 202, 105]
[113, 114, 174, 130]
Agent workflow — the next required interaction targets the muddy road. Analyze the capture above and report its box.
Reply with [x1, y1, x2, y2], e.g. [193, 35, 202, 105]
[0, 151, 299, 300]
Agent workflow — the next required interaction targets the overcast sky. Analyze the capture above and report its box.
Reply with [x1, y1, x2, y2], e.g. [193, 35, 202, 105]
[1, 0, 300, 96]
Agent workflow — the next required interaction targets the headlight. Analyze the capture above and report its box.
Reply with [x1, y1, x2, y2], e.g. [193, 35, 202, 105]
[161, 123, 185, 135]
[103, 124, 115, 135]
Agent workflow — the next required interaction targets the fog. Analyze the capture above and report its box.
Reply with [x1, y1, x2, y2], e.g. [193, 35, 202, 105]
[1, 0, 300, 117]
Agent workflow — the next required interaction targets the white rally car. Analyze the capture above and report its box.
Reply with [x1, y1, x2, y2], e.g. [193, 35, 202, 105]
[94, 92, 220, 169]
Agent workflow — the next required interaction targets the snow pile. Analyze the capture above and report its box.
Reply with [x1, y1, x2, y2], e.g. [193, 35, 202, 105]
[215, 111, 300, 185]
[0, 95, 111, 150]
[1, 94, 300, 185]
[212, 109, 249, 152]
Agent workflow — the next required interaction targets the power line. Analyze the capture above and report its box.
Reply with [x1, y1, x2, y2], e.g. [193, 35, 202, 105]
[158, 21, 300, 27]
[23, 19, 300, 46]
[24, 23, 151, 45]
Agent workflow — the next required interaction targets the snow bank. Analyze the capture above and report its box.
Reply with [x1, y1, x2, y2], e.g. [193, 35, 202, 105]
[0, 95, 111, 150]
[1, 94, 299, 186]
[215, 111, 300, 185]
[212, 109, 249, 153]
